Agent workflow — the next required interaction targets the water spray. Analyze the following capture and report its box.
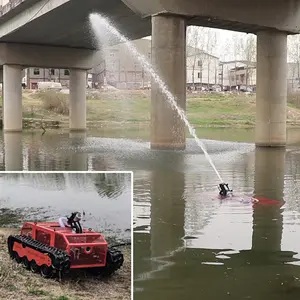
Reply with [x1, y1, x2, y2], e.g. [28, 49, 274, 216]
[89, 13, 232, 195]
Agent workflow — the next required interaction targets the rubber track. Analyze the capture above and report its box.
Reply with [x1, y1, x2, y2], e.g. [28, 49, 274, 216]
[7, 235, 70, 272]
[105, 247, 124, 274]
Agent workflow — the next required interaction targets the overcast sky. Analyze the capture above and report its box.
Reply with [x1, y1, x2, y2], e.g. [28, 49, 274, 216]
[144, 28, 251, 61]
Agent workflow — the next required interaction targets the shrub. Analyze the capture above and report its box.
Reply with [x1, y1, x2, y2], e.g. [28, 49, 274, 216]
[39, 90, 69, 115]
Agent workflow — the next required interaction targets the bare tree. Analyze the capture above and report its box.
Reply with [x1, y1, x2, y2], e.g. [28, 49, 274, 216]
[241, 34, 256, 89]
[231, 32, 244, 89]
[204, 29, 217, 88]
[186, 26, 208, 90]
[288, 34, 300, 91]
[222, 37, 234, 90]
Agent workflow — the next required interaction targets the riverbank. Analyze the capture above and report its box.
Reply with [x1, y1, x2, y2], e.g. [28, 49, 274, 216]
[1, 89, 300, 129]
[0, 228, 131, 300]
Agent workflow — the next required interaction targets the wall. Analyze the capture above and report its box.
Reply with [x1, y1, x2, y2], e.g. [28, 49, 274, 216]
[186, 51, 219, 87]
[26, 68, 71, 89]
[103, 38, 152, 89]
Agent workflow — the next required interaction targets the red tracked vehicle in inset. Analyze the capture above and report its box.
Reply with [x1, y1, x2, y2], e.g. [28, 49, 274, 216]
[7, 212, 124, 278]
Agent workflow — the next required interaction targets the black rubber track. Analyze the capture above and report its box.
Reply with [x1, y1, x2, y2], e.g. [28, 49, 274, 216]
[7, 235, 70, 276]
[7, 235, 124, 277]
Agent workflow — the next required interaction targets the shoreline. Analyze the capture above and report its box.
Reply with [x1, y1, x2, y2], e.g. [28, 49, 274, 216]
[1, 118, 300, 130]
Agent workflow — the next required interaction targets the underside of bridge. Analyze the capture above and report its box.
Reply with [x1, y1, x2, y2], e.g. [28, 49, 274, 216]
[0, 0, 297, 147]
[0, 0, 151, 49]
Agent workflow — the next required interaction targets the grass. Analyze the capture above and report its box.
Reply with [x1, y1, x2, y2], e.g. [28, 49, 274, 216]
[1, 89, 300, 129]
[0, 228, 131, 300]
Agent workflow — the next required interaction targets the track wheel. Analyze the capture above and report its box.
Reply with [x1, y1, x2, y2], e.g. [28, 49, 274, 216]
[40, 264, 53, 278]
[30, 260, 40, 273]
[21, 257, 30, 270]
[13, 251, 22, 264]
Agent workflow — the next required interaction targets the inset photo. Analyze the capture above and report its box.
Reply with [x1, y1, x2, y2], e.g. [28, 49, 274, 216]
[0, 171, 132, 300]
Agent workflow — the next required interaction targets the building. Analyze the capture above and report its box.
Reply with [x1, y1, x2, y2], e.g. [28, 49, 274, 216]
[90, 38, 152, 89]
[219, 60, 300, 93]
[186, 46, 220, 89]
[90, 38, 220, 90]
[25, 68, 71, 89]
[220, 60, 256, 91]
[23, 68, 93, 89]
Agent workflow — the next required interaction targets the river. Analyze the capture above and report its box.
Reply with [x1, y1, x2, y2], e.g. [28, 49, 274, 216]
[0, 172, 131, 242]
[1, 127, 300, 299]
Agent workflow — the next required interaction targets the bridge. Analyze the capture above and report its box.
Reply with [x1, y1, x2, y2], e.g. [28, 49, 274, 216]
[0, 0, 299, 148]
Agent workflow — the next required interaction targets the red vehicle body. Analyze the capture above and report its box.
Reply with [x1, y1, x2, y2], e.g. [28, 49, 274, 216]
[19, 221, 108, 268]
[7, 217, 124, 278]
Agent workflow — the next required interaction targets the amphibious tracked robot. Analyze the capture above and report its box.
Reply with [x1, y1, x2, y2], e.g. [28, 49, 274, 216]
[7, 212, 124, 278]
[218, 183, 233, 197]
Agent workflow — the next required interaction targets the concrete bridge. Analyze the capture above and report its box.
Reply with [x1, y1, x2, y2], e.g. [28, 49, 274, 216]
[0, 0, 299, 148]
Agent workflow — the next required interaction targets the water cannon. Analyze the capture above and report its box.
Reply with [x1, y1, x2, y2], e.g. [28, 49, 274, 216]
[218, 183, 233, 197]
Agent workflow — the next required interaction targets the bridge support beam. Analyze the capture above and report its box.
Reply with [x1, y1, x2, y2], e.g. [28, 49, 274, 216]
[151, 15, 186, 150]
[69, 69, 86, 131]
[3, 64, 22, 132]
[255, 31, 287, 147]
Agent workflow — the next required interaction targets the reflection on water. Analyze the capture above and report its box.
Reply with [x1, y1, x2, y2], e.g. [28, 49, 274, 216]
[1, 128, 300, 298]
[0, 172, 131, 241]
[134, 147, 300, 299]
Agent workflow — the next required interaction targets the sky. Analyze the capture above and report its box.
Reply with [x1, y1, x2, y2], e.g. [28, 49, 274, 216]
[144, 27, 300, 63]
[143, 27, 251, 61]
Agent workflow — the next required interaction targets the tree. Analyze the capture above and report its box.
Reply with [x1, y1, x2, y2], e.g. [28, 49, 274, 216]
[232, 32, 244, 88]
[204, 29, 217, 87]
[288, 34, 300, 91]
[186, 26, 219, 90]
[186, 26, 208, 89]
[241, 34, 257, 88]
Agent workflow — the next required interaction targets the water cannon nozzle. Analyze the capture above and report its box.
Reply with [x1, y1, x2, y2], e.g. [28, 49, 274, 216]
[218, 183, 233, 197]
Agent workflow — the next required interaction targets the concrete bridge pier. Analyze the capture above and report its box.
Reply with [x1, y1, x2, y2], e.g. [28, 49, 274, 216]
[151, 15, 186, 150]
[255, 31, 287, 147]
[69, 69, 87, 131]
[3, 64, 22, 132]
[4, 132, 23, 171]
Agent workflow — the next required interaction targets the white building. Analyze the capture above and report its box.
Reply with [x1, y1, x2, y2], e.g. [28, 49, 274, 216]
[186, 46, 220, 89]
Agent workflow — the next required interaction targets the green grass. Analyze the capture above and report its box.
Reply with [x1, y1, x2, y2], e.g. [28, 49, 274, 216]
[55, 296, 70, 300]
[4, 90, 300, 129]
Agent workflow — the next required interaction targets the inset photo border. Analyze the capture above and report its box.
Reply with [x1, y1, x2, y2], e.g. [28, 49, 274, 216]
[0, 171, 133, 300]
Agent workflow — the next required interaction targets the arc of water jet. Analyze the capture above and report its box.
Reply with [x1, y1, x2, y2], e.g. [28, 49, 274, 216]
[89, 13, 224, 183]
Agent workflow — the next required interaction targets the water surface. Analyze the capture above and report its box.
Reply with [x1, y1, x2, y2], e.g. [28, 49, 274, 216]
[0, 172, 131, 241]
[1, 127, 300, 298]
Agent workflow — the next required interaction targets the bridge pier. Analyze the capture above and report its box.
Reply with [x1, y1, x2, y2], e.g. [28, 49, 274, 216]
[3, 64, 22, 132]
[69, 69, 86, 131]
[4, 132, 23, 171]
[151, 15, 186, 150]
[255, 31, 287, 147]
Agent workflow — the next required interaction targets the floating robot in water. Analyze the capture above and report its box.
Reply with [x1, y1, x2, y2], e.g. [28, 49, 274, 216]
[218, 183, 233, 197]
[7, 212, 124, 278]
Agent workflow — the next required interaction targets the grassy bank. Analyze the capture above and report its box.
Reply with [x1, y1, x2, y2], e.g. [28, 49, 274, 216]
[0, 228, 131, 300]
[1, 89, 300, 129]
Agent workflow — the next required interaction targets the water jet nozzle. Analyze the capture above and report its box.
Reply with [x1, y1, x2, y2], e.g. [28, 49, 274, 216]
[218, 183, 233, 197]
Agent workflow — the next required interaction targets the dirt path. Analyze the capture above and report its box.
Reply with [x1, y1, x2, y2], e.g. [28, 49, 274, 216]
[0, 228, 131, 300]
